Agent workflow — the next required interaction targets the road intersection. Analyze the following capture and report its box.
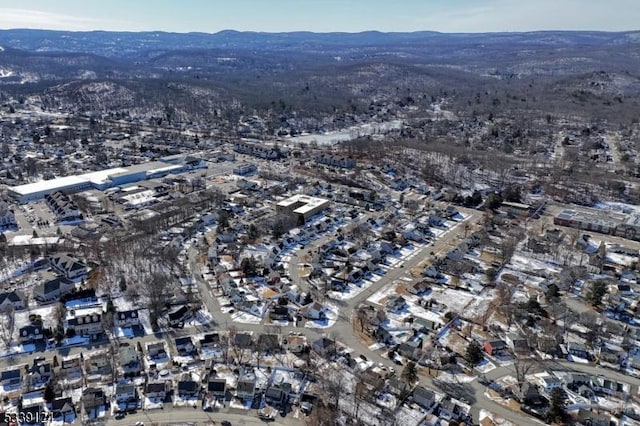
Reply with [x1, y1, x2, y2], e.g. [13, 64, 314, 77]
[3, 205, 636, 425]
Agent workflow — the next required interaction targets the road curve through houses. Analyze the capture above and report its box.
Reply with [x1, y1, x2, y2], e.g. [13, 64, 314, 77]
[1, 206, 632, 425]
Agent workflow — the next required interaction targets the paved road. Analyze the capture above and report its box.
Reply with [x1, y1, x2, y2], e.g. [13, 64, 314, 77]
[5, 205, 635, 425]
[106, 406, 293, 426]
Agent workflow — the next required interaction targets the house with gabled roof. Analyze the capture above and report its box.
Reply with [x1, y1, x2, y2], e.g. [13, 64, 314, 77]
[145, 382, 168, 401]
[119, 345, 141, 376]
[168, 305, 191, 328]
[50, 397, 75, 422]
[174, 336, 196, 356]
[115, 309, 140, 328]
[28, 360, 52, 389]
[207, 379, 227, 400]
[177, 380, 199, 398]
[115, 382, 137, 406]
[19, 324, 45, 343]
[0, 290, 25, 310]
[33, 276, 75, 302]
[1, 367, 22, 389]
[413, 386, 436, 409]
[81, 387, 106, 417]
[49, 254, 87, 279]
[84, 351, 113, 381]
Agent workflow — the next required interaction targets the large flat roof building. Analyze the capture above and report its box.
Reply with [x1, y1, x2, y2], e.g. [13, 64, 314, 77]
[8, 157, 206, 203]
[554, 207, 640, 241]
[276, 194, 329, 223]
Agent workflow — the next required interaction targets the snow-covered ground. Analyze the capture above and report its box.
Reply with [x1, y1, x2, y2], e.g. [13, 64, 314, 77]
[479, 409, 517, 426]
[304, 302, 339, 329]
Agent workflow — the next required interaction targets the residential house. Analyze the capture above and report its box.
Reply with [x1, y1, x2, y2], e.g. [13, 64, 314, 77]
[537, 336, 561, 357]
[387, 296, 407, 313]
[49, 254, 87, 279]
[0, 290, 25, 310]
[1, 367, 22, 389]
[174, 336, 196, 356]
[484, 339, 508, 356]
[506, 334, 530, 357]
[146, 342, 168, 361]
[311, 337, 336, 358]
[199, 333, 220, 350]
[144, 382, 168, 401]
[236, 367, 257, 401]
[168, 305, 191, 328]
[84, 351, 113, 381]
[398, 340, 422, 361]
[234, 332, 254, 349]
[19, 325, 45, 343]
[315, 154, 356, 169]
[269, 305, 291, 321]
[407, 281, 431, 296]
[81, 388, 106, 417]
[414, 317, 440, 334]
[0, 202, 16, 227]
[413, 386, 436, 410]
[376, 327, 394, 345]
[592, 377, 629, 395]
[424, 265, 442, 280]
[302, 302, 326, 320]
[119, 346, 141, 376]
[236, 378, 256, 401]
[517, 382, 543, 406]
[115, 310, 140, 328]
[45, 192, 81, 222]
[540, 375, 564, 393]
[257, 334, 280, 354]
[567, 342, 590, 360]
[438, 399, 466, 422]
[65, 307, 103, 339]
[264, 386, 286, 408]
[31, 258, 50, 272]
[207, 379, 227, 400]
[58, 356, 83, 381]
[115, 383, 137, 405]
[283, 334, 306, 354]
[50, 397, 75, 421]
[177, 380, 199, 398]
[28, 360, 52, 389]
[33, 277, 75, 302]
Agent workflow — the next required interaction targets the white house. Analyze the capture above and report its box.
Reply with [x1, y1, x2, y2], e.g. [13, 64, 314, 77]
[302, 302, 326, 320]
[540, 375, 564, 393]
[65, 307, 103, 338]
[50, 254, 87, 279]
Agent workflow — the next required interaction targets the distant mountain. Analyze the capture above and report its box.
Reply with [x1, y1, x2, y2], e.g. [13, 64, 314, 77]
[0, 29, 638, 58]
[1, 28, 639, 124]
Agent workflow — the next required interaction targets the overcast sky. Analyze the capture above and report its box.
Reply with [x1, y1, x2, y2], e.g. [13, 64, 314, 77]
[0, 0, 638, 33]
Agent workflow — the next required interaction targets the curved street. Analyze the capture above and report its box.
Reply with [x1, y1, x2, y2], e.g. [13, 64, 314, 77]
[1, 206, 635, 426]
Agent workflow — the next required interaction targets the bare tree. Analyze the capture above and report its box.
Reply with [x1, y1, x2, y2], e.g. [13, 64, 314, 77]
[513, 357, 537, 393]
[0, 306, 16, 348]
[143, 271, 172, 329]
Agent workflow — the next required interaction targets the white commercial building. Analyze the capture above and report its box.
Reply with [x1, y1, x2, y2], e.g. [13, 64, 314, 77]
[8, 157, 206, 203]
[276, 194, 330, 223]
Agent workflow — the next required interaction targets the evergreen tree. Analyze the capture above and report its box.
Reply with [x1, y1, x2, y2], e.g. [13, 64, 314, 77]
[401, 361, 418, 385]
[464, 341, 484, 368]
